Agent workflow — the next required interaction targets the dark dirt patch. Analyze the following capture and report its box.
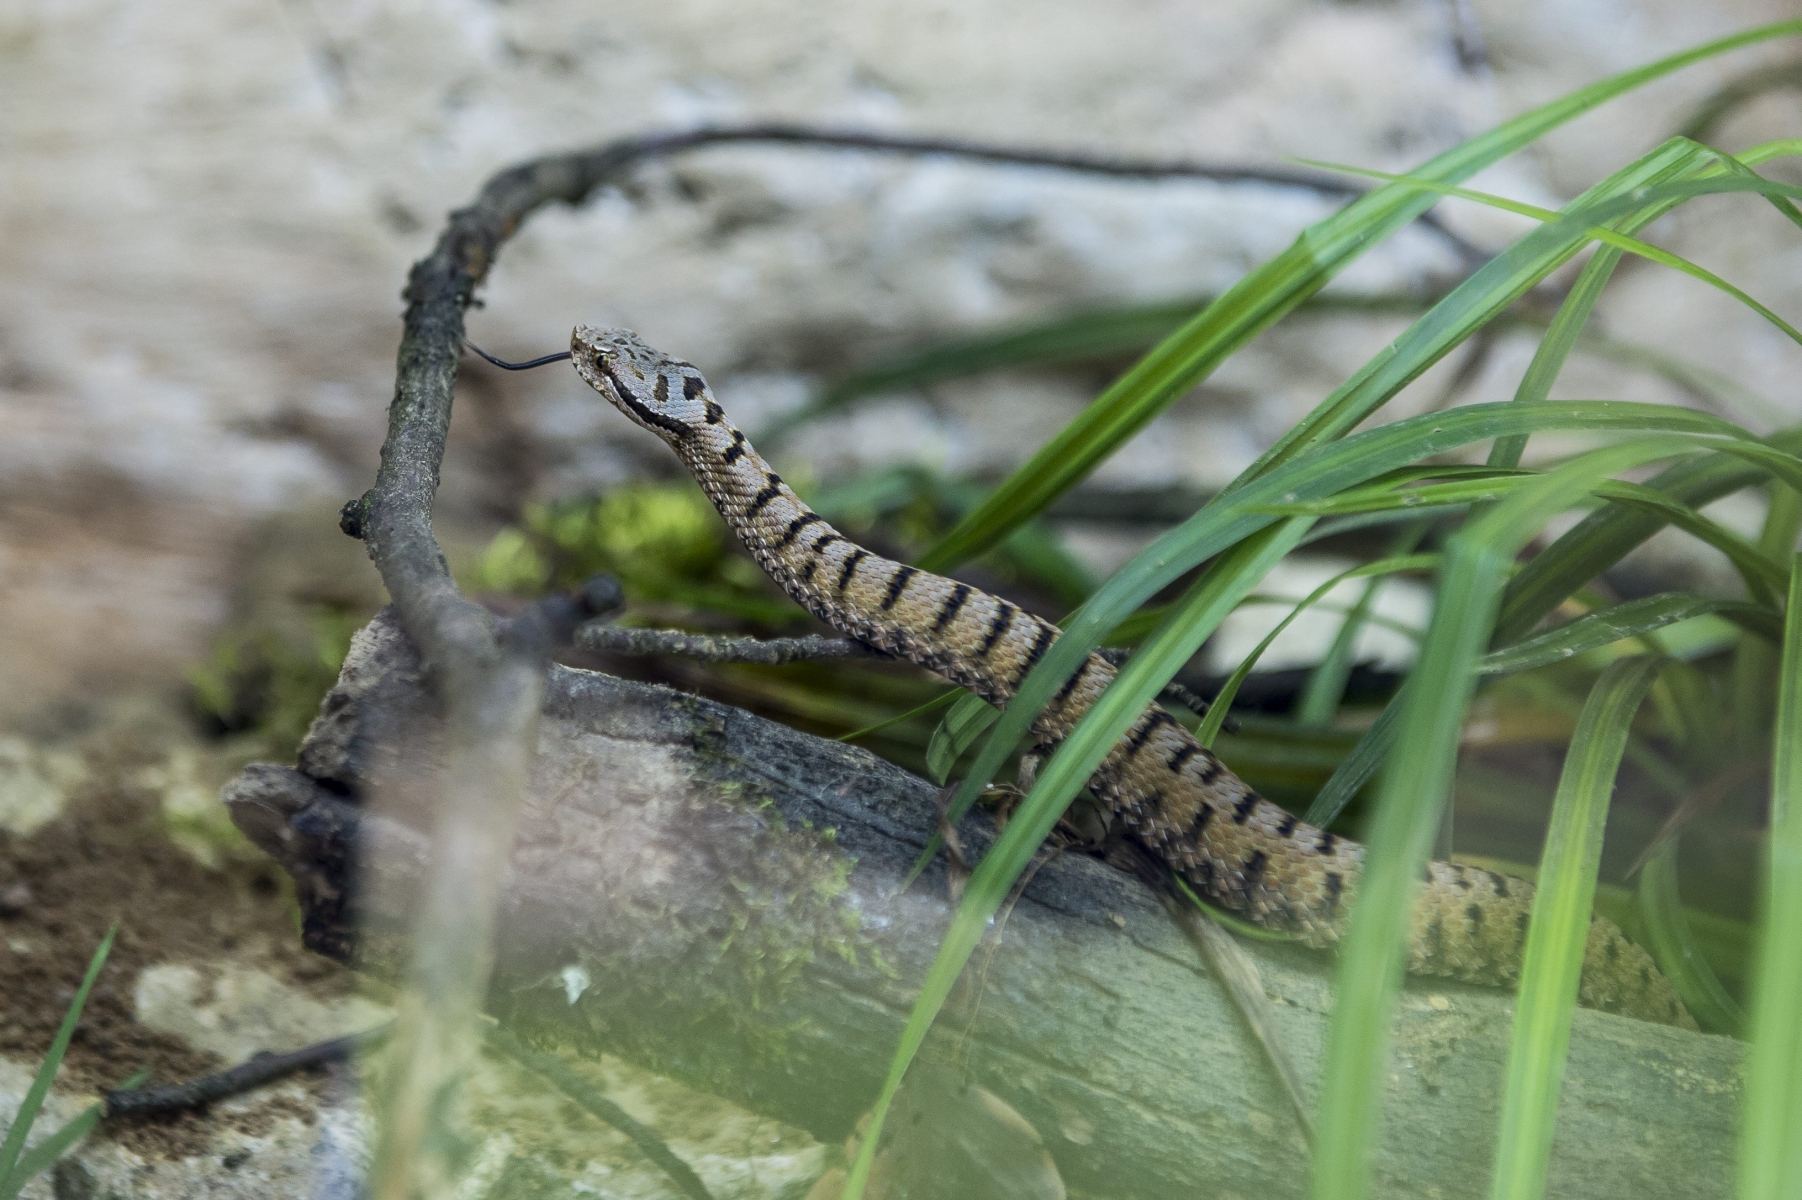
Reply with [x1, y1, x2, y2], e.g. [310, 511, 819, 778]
[0, 769, 359, 1160]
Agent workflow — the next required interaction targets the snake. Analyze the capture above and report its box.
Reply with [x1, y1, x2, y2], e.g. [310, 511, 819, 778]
[558, 323, 1693, 1028]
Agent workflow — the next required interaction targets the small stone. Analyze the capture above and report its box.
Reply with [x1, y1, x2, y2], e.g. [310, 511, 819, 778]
[1427, 994, 1450, 1011]
[0, 882, 32, 916]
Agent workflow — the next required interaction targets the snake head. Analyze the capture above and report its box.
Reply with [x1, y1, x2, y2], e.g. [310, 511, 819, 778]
[572, 325, 711, 439]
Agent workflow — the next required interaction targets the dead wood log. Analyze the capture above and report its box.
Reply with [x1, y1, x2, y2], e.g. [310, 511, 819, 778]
[225, 610, 1744, 1200]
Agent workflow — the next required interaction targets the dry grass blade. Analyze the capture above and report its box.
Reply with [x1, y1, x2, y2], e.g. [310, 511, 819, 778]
[1168, 879, 1316, 1150]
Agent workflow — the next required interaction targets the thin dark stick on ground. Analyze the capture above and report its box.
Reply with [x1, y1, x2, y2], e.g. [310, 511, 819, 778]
[100, 1022, 718, 1200]
[104, 1025, 395, 1118]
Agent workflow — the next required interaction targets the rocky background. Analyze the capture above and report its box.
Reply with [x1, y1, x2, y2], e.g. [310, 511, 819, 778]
[2, 0, 1800, 1196]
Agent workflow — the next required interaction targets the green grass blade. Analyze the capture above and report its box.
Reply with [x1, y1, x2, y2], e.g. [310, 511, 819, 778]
[925, 691, 1002, 785]
[1313, 438, 1706, 1200]
[764, 298, 1212, 444]
[1637, 837, 1745, 1034]
[1312, 539, 1505, 1200]
[1577, 329, 1789, 431]
[943, 405, 1754, 842]
[1493, 241, 1625, 468]
[1199, 554, 1438, 746]
[1716, 141, 1802, 232]
[761, 291, 1452, 442]
[0, 1104, 99, 1200]
[1482, 594, 1780, 674]
[0, 925, 116, 1187]
[841, 517, 1312, 1200]
[1268, 469, 1795, 601]
[1295, 575, 1383, 727]
[1490, 655, 1664, 1200]
[1306, 505, 1483, 545]
[1497, 427, 1802, 644]
[1242, 139, 1713, 486]
[1237, 594, 1426, 646]
[1731, 483, 1802, 756]
[1304, 687, 1406, 830]
[1309, 595, 1774, 945]
[1318, 466, 1798, 600]
[1261, 474, 1534, 515]
[1598, 478, 1792, 603]
[1298, 161, 1802, 349]
[913, 22, 1802, 575]
[0, 1072, 148, 1200]
[1296, 522, 1430, 728]
[836, 687, 960, 744]
[1256, 466, 1532, 514]
[1738, 552, 1802, 1200]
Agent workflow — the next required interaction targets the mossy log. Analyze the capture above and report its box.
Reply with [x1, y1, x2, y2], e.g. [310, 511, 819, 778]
[225, 611, 1743, 1200]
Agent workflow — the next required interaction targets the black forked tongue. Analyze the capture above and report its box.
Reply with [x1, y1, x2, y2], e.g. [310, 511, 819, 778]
[465, 341, 573, 371]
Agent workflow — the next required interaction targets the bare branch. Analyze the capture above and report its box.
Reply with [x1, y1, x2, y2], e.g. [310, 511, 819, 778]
[577, 623, 886, 665]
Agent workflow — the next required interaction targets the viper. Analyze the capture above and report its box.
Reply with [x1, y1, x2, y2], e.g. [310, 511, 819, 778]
[500, 324, 1693, 1028]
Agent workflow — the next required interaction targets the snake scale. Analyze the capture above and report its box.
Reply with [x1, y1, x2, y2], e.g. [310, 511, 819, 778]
[566, 324, 1693, 1028]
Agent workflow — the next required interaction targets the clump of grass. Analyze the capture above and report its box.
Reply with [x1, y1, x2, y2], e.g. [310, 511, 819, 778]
[0, 927, 145, 1199]
[771, 20, 1802, 1200]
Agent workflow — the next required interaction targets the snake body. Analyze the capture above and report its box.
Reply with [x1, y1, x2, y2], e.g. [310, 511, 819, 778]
[570, 324, 1692, 1027]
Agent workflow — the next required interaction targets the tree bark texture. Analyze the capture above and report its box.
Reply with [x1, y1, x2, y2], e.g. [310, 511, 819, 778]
[225, 611, 1744, 1200]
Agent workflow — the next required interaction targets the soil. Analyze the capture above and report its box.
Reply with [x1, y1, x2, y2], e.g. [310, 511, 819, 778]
[0, 766, 360, 1160]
